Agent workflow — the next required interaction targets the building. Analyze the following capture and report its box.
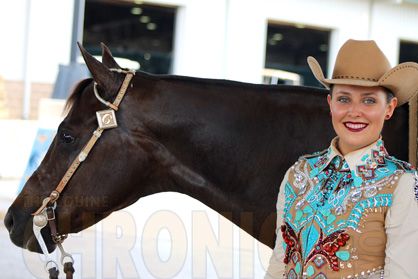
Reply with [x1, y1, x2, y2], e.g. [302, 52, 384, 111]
[1, 0, 418, 119]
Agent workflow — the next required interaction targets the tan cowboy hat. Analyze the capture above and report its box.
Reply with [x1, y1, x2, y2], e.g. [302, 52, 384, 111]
[307, 39, 418, 106]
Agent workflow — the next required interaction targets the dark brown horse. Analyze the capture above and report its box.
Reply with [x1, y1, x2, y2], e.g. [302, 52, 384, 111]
[4, 44, 409, 256]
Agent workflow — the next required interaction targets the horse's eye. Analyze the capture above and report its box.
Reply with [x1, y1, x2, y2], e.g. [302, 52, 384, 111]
[61, 133, 75, 144]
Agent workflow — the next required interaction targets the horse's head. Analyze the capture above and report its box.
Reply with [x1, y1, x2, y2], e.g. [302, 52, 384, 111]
[4, 44, 151, 253]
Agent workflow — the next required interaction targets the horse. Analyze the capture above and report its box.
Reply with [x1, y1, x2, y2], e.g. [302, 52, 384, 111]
[4, 43, 410, 260]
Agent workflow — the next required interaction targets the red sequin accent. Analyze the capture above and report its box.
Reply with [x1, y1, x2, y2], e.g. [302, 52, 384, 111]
[281, 225, 286, 232]
[324, 243, 332, 252]
[341, 233, 350, 241]
[337, 239, 345, 246]
[283, 223, 353, 273]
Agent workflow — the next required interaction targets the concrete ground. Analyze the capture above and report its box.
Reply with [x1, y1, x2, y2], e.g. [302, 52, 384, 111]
[0, 178, 272, 279]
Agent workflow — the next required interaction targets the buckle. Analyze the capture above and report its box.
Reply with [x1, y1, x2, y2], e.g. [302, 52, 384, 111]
[96, 109, 118, 129]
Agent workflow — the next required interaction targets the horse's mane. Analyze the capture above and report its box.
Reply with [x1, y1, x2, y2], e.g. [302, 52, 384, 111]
[64, 78, 93, 113]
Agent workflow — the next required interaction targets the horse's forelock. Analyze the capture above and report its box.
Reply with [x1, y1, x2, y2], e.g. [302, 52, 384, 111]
[64, 78, 93, 113]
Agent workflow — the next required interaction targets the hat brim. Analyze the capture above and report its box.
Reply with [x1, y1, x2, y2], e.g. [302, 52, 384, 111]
[307, 56, 418, 106]
[378, 62, 418, 106]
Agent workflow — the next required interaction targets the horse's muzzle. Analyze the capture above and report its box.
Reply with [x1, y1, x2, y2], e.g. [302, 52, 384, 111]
[4, 207, 57, 253]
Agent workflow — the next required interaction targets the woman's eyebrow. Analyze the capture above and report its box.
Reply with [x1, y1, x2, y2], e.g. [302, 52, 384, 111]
[334, 91, 378, 96]
[334, 91, 351, 95]
[360, 92, 378, 96]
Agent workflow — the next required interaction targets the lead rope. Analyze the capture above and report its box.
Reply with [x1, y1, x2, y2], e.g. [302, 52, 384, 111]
[31, 69, 135, 278]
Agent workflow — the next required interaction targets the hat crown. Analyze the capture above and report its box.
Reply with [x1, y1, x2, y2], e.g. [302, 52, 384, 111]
[332, 40, 392, 82]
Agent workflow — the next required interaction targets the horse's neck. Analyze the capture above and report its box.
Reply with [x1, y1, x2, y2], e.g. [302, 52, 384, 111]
[168, 159, 247, 212]
[129, 77, 273, 219]
[130, 77, 303, 204]
[127, 76, 328, 247]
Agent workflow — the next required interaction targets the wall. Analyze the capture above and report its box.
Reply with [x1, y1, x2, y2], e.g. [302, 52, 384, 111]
[1, 0, 418, 119]
[4, 81, 53, 119]
[149, 0, 418, 83]
[0, 0, 73, 119]
[0, 0, 74, 83]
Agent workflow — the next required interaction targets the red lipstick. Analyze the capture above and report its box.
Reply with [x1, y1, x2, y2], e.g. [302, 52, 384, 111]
[344, 122, 368, 132]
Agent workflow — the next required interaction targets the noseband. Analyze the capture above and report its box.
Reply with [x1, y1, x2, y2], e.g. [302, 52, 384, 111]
[31, 68, 135, 278]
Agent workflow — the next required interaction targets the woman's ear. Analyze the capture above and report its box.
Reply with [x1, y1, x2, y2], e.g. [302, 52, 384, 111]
[327, 94, 332, 113]
[385, 97, 398, 120]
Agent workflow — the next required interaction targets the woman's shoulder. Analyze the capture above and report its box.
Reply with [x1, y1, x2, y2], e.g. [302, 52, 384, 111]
[284, 149, 329, 178]
[296, 148, 329, 166]
[384, 155, 416, 174]
[299, 149, 329, 160]
[383, 156, 418, 203]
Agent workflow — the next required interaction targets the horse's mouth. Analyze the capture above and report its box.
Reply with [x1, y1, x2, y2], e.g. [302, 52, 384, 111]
[5, 210, 57, 254]
[24, 227, 58, 253]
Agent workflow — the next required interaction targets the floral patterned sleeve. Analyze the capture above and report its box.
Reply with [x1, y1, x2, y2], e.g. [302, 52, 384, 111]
[384, 172, 418, 278]
[265, 168, 291, 279]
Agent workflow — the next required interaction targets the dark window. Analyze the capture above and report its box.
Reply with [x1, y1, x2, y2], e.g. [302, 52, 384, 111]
[264, 23, 330, 87]
[399, 40, 418, 63]
[83, 0, 176, 74]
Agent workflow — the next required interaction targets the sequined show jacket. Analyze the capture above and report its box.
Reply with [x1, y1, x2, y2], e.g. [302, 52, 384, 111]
[266, 137, 418, 279]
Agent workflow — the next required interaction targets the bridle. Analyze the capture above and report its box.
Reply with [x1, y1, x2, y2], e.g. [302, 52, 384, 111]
[31, 68, 135, 278]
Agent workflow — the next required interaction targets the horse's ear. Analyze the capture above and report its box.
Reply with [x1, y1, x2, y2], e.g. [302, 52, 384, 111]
[77, 42, 119, 100]
[101, 42, 121, 70]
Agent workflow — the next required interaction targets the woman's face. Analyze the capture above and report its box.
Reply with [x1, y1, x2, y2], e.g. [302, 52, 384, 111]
[328, 84, 397, 155]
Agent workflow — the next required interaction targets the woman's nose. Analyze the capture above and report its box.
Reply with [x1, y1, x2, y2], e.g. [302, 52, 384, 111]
[348, 102, 362, 117]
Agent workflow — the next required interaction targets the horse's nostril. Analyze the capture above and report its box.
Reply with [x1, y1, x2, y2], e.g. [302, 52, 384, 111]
[4, 210, 14, 232]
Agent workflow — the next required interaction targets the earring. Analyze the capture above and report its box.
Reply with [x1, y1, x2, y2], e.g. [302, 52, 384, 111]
[330, 112, 332, 116]
[385, 114, 391, 120]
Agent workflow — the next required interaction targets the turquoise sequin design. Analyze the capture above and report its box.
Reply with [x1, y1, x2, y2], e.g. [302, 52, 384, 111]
[282, 143, 417, 279]
[302, 226, 319, 259]
[283, 151, 401, 236]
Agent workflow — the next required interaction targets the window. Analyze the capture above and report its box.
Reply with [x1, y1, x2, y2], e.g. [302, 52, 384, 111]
[399, 40, 418, 63]
[83, 0, 176, 74]
[264, 23, 330, 87]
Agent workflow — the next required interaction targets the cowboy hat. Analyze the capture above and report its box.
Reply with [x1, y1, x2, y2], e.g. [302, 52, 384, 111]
[307, 39, 418, 106]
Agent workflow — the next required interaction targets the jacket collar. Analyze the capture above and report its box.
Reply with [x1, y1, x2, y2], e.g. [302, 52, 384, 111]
[325, 136, 386, 173]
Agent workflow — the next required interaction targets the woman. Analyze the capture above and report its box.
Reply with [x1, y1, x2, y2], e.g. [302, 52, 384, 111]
[266, 40, 418, 279]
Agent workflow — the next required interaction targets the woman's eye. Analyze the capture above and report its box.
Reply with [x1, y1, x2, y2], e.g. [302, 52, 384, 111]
[337, 97, 349, 103]
[61, 133, 75, 144]
[364, 98, 376, 104]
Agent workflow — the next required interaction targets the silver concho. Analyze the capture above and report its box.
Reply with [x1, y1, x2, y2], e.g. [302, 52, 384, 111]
[96, 109, 118, 129]
[78, 151, 87, 162]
